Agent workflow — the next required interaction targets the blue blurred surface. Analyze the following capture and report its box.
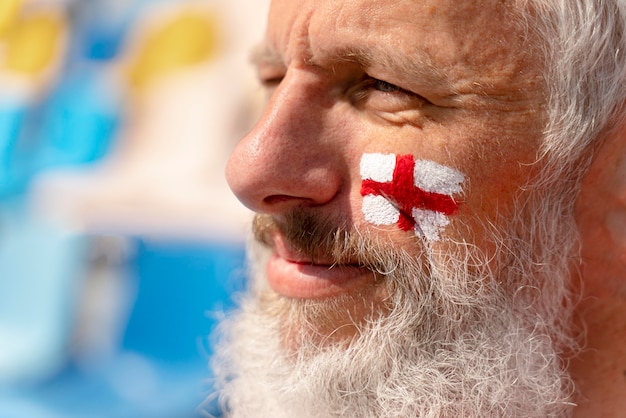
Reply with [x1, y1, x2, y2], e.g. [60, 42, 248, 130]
[0, 104, 27, 197]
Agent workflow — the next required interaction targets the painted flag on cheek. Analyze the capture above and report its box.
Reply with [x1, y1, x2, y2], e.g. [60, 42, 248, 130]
[360, 153, 465, 241]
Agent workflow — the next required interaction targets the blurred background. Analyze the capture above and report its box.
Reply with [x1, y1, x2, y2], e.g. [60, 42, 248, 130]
[0, 0, 268, 416]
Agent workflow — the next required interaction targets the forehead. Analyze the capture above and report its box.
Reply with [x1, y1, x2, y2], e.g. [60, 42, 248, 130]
[265, 0, 539, 93]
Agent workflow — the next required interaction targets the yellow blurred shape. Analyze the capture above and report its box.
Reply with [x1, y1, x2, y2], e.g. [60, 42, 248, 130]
[0, 0, 21, 39]
[3, 12, 65, 76]
[128, 11, 219, 89]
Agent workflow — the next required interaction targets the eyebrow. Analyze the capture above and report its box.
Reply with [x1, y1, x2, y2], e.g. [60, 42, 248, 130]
[249, 41, 450, 90]
[338, 45, 449, 88]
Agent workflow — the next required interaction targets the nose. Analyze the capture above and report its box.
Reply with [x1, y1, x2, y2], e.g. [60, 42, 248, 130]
[226, 70, 343, 215]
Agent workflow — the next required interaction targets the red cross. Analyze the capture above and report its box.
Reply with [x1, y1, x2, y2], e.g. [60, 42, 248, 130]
[360, 154, 460, 231]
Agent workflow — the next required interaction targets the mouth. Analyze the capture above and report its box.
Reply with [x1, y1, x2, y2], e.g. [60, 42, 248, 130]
[264, 232, 376, 299]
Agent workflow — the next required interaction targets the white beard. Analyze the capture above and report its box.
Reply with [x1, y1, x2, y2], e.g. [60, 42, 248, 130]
[210, 194, 580, 417]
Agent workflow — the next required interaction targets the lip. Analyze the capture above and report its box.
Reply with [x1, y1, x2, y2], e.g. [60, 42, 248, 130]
[265, 234, 374, 299]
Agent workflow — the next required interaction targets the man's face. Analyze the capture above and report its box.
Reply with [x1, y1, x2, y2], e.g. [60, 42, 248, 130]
[219, 0, 576, 416]
[227, 0, 545, 308]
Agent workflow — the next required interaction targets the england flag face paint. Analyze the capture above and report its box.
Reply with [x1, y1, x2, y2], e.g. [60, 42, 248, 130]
[360, 153, 465, 241]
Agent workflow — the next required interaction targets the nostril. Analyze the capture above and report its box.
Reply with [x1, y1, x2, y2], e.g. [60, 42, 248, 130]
[264, 195, 298, 205]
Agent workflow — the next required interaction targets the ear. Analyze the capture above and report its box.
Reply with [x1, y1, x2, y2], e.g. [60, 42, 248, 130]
[575, 121, 626, 297]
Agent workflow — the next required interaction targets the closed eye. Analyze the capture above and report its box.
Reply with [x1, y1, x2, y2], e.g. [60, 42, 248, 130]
[351, 76, 432, 108]
[371, 79, 401, 93]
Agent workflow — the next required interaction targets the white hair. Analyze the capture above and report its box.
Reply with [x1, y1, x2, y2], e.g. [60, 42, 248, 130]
[524, 0, 626, 178]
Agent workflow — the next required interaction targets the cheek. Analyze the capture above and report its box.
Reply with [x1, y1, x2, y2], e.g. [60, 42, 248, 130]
[347, 118, 542, 244]
[463, 154, 538, 223]
[446, 125, 542, 222]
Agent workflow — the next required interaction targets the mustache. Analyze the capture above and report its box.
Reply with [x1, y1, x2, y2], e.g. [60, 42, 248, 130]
[252, 213, 411, 275]
[253, 213, 354, 263]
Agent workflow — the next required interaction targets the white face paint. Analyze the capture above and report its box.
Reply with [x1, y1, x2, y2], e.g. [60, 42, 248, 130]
[359, 153, 465, 241]
[412, 159, 465, 195]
